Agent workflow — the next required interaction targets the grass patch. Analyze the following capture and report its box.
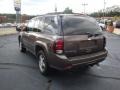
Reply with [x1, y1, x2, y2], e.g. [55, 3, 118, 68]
[0, 27, 17, 36]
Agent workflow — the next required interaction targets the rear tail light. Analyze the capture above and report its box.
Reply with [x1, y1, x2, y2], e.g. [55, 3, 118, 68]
[51, 39, 64, 54]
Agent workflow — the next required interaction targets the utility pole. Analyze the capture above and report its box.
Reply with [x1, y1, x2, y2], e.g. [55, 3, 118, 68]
[82, 3, 88, 15]
[55, 4, 57, 13]
[103, 0, 106, 19]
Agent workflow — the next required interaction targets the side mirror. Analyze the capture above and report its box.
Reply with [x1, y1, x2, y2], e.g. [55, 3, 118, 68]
[21, 26, 28, 32]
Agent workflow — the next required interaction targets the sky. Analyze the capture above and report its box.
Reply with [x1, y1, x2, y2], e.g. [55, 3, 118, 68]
[0, 0, 120, 15]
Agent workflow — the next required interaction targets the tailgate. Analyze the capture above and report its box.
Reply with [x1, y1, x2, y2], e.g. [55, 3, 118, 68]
[64, 35, 104, 57]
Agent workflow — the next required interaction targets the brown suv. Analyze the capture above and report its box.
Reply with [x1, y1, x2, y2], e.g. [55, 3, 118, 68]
[18, 14, 107, 75]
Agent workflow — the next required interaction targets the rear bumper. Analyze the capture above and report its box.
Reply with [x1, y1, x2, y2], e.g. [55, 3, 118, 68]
[48, 49, 108, 70]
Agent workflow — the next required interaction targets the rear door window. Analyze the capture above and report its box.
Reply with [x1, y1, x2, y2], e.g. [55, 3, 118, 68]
[62, 16, 102, 35]
[34, 18, 41, 32]
[42, 16, 59, 35]
[27, 20, 35, 31]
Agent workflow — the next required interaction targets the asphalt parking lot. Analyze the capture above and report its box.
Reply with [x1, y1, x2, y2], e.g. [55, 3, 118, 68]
[0, 32, 120, 90]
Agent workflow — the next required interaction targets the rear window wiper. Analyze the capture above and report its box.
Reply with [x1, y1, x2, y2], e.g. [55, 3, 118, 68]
[84, 32, 102, 37]
[84, 32, 93, 37]
[94, 33, 102, 36]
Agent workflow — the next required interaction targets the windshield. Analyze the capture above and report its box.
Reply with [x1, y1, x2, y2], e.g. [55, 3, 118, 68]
[62, 16, 102, 35]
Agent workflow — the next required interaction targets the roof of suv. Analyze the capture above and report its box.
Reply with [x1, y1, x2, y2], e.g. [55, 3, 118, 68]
[32, 14, 90, 19]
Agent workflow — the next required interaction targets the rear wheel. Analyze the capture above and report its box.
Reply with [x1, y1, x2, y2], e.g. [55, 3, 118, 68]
[38, 50, 50, 75]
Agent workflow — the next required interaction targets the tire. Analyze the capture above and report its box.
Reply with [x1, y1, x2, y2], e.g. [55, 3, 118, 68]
[37, 50, 50, 75]
[19, 41, 26, 53]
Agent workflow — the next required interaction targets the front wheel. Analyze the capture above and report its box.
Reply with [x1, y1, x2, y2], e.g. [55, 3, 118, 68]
[19, 41, 26, 53]
[38, 50, 50, 75]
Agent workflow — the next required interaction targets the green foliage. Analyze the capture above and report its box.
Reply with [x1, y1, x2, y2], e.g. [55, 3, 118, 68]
[112, 16, 120, 21]
[63, 7, 73, 14]
[90, 11, 120, 17]
[90, 5, 120, 17]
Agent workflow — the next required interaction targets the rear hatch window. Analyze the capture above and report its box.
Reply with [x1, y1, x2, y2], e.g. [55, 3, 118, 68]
[62, 16, 102, 35]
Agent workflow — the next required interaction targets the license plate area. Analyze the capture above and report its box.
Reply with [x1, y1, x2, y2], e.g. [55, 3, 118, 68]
[79, 40, 96, 48]
[78, 40, 98, 55]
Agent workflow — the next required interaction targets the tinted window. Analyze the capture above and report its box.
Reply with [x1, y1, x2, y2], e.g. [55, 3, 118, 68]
[62, 16, 102, 35]
[44, 16, 58, 28]
[37, 16, 44, 32]
[43, 16, 58, 35]
[27, 20, 35, 31]
[29, 17, 44, 32]
[34, 18, 42, 32]
[34, 19, 39, 28]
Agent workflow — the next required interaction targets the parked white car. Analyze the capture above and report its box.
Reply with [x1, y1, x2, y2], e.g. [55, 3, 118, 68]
[0, 24, 3, 28]
[96, 19, 107, 31]
[98, 22, 106, 30]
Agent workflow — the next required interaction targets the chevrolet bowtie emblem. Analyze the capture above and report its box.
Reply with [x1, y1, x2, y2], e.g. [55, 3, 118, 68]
[88, 38, 92, 40]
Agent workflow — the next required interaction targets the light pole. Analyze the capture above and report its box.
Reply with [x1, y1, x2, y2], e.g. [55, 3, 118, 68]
[14, 0, 21, 25]
[82, 3, 88, 15]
